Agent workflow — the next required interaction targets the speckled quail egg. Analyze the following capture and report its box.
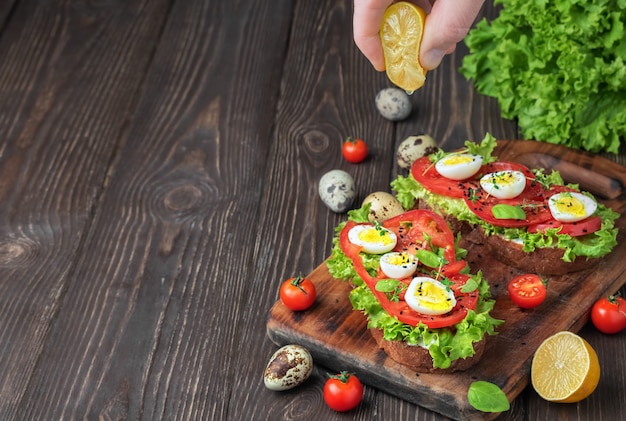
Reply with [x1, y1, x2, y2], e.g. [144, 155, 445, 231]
[375, 88, 412, 121]
[396, 135, 439, 169]
[362, 191, 405, 223]
[318, 170, 356, 213]
[263, 344, 313, 391]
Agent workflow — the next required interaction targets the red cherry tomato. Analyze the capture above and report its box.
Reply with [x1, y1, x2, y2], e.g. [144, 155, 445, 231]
[342, 137, 368, 163]
[323, 371, 363, 412]
[591, 295, 626, 334]
[508, 274, 547, 309]
[279, 276, 316, 311]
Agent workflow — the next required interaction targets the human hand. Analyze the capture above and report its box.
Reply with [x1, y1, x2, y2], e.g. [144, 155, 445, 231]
[353, 0, 485, 71]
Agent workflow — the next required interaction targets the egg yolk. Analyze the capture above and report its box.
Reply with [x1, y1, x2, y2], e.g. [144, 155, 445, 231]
[442, 155, 474, 165]
[412, 281, 454, 313]
[386, 252, 412, 266]
[553, 194, 587, 218]
[358, 227, 395, 245]
[485, 171, 516, 186]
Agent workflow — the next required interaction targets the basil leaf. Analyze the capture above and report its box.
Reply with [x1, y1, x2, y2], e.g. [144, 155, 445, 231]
[491, 204, 526, 220]
[467, 381, 510, 413]
[375, 279, 399, 293]
[415, 249, 442, 268]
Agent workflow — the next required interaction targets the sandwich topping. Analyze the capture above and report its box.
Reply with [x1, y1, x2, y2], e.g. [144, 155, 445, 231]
[548, 192, 597, 223]
[479, 170, 526, 199]
[338, 211, 479, 329]
[434, 153, 483, 180]
[347, 224, 397, 254]
[405, 277, 456, 316]
[413, 154, 596, 230]
[393, 133, 619, 262]
[327, 206, 503, 369]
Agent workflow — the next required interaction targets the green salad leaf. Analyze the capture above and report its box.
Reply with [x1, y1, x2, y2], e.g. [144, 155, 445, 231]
[461, 0, 626, 153]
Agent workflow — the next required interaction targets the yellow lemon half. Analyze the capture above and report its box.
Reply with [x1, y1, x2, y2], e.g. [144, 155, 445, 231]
[380, 2, 427, 93]
[531, 331, 601, 403]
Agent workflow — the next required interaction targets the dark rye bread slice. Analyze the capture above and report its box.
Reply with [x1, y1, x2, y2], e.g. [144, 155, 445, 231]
[470, 227, 599, 275]
[416, 201, 600, 275]
[370, 328, 486, 373]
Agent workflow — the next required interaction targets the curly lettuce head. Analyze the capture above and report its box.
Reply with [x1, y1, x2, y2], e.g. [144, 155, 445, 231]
[461, 0, 626, 153]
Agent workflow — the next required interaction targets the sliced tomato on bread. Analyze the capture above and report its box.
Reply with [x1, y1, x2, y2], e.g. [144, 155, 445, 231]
[383, 209, 456, 264]
[463, 187, 553, 227]
[339, 212, 478, 329]
[528, 216, 602, 237]
[411, 156, 472, 198]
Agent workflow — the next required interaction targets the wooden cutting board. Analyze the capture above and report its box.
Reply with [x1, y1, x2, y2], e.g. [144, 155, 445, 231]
[266, 140, 626, 421]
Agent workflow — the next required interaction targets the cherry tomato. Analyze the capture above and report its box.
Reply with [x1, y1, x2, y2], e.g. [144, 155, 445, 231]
[591, 294, 626, 334]
[323, 371, 363, 412]
[342, 137, 368, 163]
[508, 274, 547, 309]
[279, 276, 316, 311]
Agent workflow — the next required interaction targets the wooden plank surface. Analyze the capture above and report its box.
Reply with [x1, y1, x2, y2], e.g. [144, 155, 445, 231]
[267, 140, 626, 420]
[0, 1, 172, 417]
[0, 0, 295, 420]
[0, 1, 16, 26]
[0, 1, 624, 420]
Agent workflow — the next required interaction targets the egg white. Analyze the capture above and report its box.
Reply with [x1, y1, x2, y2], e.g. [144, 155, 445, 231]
[548, 192, 597, 223]
[379, 252, 418, 279]
[435, 153, 483, 180]
[347, 224, 397, 254]
[404, 277, 456, 316]
[480, 170, 526, 199]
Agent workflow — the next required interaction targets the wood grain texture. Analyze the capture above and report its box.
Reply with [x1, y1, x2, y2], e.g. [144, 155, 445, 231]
[0, 0, 171, 418]
[5, 0, 296, 420]
[267, 141, 626, 420]
[0, 0, 623, 420]
[0, 1, 16, 27]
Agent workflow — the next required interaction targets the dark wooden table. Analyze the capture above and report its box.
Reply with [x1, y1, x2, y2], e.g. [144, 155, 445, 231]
[0, 1, 624, 420]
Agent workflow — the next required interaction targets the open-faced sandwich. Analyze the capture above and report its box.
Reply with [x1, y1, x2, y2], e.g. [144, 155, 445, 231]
[391, 134, 620, 274]
[327, 207, 503, 373]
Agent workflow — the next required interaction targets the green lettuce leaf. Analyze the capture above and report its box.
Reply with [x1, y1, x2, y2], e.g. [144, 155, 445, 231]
[461, 0, 626, 153]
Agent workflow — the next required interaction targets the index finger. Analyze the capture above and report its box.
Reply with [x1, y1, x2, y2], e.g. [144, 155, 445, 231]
[353, 0, 393, 71]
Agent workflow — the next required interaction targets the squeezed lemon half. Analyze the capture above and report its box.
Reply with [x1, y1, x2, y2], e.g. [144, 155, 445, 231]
[380, 2, 427, 93]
